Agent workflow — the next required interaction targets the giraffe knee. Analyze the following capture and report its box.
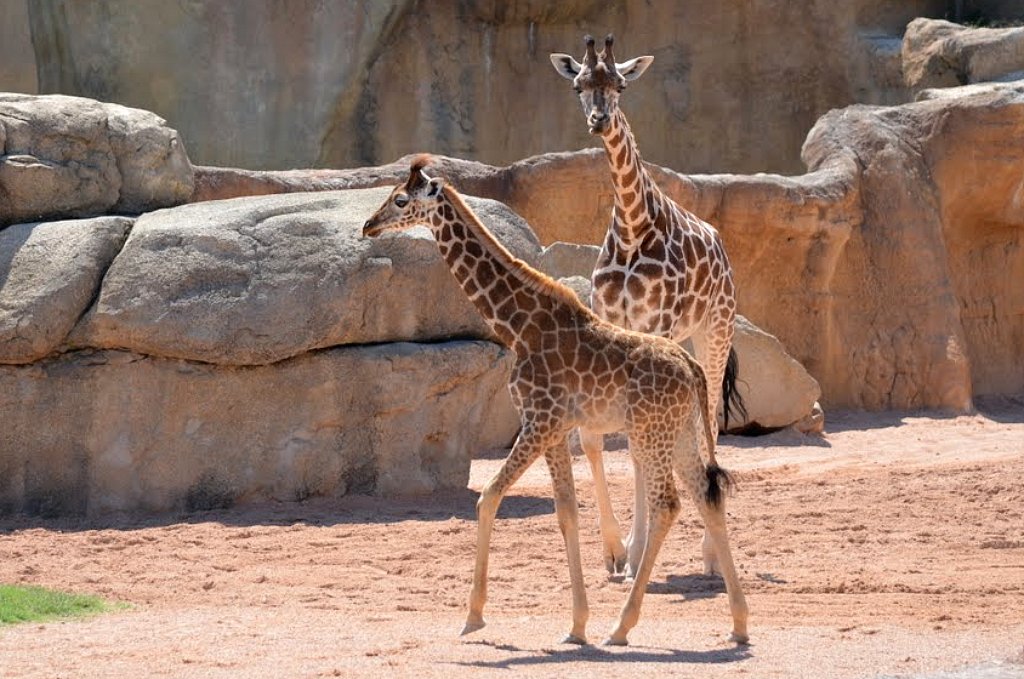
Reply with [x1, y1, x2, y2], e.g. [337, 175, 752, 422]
[476, 485, 502, 517]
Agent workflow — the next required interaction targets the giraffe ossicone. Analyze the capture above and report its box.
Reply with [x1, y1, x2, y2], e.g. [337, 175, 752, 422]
[362, 156, 748, 647]
[551, 34, 747, 578]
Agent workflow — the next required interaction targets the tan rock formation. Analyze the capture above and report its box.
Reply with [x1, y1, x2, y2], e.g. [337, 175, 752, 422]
[26, 0, 946, 174]
[0, 343, 518, 516]
[191, 85, 1024, 410]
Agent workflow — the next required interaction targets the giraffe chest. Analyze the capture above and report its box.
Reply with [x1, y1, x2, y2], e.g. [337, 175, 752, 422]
[591, 228, 714, 339]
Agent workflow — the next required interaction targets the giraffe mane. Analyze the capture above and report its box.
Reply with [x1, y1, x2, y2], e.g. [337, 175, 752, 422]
[441, 185, 592, 313]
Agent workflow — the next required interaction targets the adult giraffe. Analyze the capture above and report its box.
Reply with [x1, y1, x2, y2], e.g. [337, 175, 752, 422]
[551, 35, 746, 577]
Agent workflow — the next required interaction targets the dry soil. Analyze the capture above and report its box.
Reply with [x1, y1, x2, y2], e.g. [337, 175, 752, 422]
[1, 404, 1023, 678]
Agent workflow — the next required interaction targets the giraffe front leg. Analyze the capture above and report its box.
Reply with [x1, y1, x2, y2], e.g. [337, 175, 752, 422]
[580, 427, 627, 576]
[545, 441, 590, 644]
[462, 430, 545, 636]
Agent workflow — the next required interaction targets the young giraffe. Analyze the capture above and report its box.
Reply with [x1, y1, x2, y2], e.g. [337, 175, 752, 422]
[551, 35, 746, 578]
[363, 156, 748, 646]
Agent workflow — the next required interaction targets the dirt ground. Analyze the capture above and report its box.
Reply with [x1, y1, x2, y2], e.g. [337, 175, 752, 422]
[1, 403, 1023, 678]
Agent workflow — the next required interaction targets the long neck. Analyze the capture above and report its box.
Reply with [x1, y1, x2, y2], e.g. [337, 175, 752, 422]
[600, 108, 666, 248]
[428, 186, 592, 355]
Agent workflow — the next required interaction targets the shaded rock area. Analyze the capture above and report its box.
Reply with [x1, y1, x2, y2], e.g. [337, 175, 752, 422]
[193, 84, 1024, 410]
[0, 94, 193, 226]
[0, 342, 518, 516]
[24, 0, 950, 174]
[902, 18, 1024, 93]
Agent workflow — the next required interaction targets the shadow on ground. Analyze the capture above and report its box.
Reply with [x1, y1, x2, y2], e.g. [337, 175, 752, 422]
[0, 488, 554, 535]
[455, 638, 751, 669]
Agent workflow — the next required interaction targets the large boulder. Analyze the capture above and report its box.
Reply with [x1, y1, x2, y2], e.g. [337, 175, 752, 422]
[0, 216, 132, 363]
[69, 188, 543, 365]
[729, 316, 822, 433]
[0, 94, 193, 226]
[902, 18, 1024, 93]
[0, 342, 519, 516]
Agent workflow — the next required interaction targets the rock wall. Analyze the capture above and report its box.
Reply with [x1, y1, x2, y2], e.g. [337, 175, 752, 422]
[196, 84, 1024, 410]
[0, 0, 36, 94]
[25, 0, 948, 174]
[0, 342, 515, 516]
[0, 187, 532, 516]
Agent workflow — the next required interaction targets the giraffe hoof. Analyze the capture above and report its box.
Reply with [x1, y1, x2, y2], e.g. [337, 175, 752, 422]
[460, 619, 486, 636]
[561, 633, 588, 645]
[729, 631, 750, 645]
[605, 552, 627, 576]
[602, 635, 629, 647]
[704, 562, 723, 576]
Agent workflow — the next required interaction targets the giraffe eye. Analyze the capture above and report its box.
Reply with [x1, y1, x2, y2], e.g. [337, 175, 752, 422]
[394, 194, 409, 208]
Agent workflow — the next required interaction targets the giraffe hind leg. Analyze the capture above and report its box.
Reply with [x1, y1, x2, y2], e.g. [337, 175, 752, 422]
[676, 425, 749, 643]
[605, 455, 680, 645]
[579, 427, 627, 576]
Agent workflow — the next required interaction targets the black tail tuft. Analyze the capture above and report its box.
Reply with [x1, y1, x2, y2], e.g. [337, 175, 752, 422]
[722, 346, 748, 433]
[705, 464, 736, 509]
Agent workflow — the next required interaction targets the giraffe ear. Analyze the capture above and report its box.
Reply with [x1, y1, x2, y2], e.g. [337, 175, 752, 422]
[426, 176, 445, 197]
[617, 56, 653, 81]
[549, 53, 582, 80]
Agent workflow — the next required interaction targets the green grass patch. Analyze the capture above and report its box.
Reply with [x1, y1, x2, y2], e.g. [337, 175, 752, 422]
[0, 584, 109, 625]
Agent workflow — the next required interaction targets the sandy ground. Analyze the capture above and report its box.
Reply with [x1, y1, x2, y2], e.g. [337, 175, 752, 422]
[1, 403, 1023, 678]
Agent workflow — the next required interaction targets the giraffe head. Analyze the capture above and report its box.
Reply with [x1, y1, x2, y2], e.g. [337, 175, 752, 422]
[550, 34, 653, 135]
[363, 155, 446, 237]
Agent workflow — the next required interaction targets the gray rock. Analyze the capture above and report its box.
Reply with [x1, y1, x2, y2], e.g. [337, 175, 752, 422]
[0, 216, 132, 364]
[726, 316, 822, 433]
[69, 188, 543, 365]
[0, 341, 519, 516]
[903, 18, 1024, 93]
[0, 94, 193, 226]
[104, 102, 195, 214]
[557, 275, 594, 308]
[539, 242, 601, 280]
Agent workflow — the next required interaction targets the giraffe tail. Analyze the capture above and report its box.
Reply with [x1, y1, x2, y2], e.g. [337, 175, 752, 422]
[722, 346, 748, 433]
[697, 367, 734, 509]
[705, 463, 736, 510]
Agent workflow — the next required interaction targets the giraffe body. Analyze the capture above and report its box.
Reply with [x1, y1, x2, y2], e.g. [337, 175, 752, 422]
[552, 36, 745, 577]
[363, 157, 748, 646]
